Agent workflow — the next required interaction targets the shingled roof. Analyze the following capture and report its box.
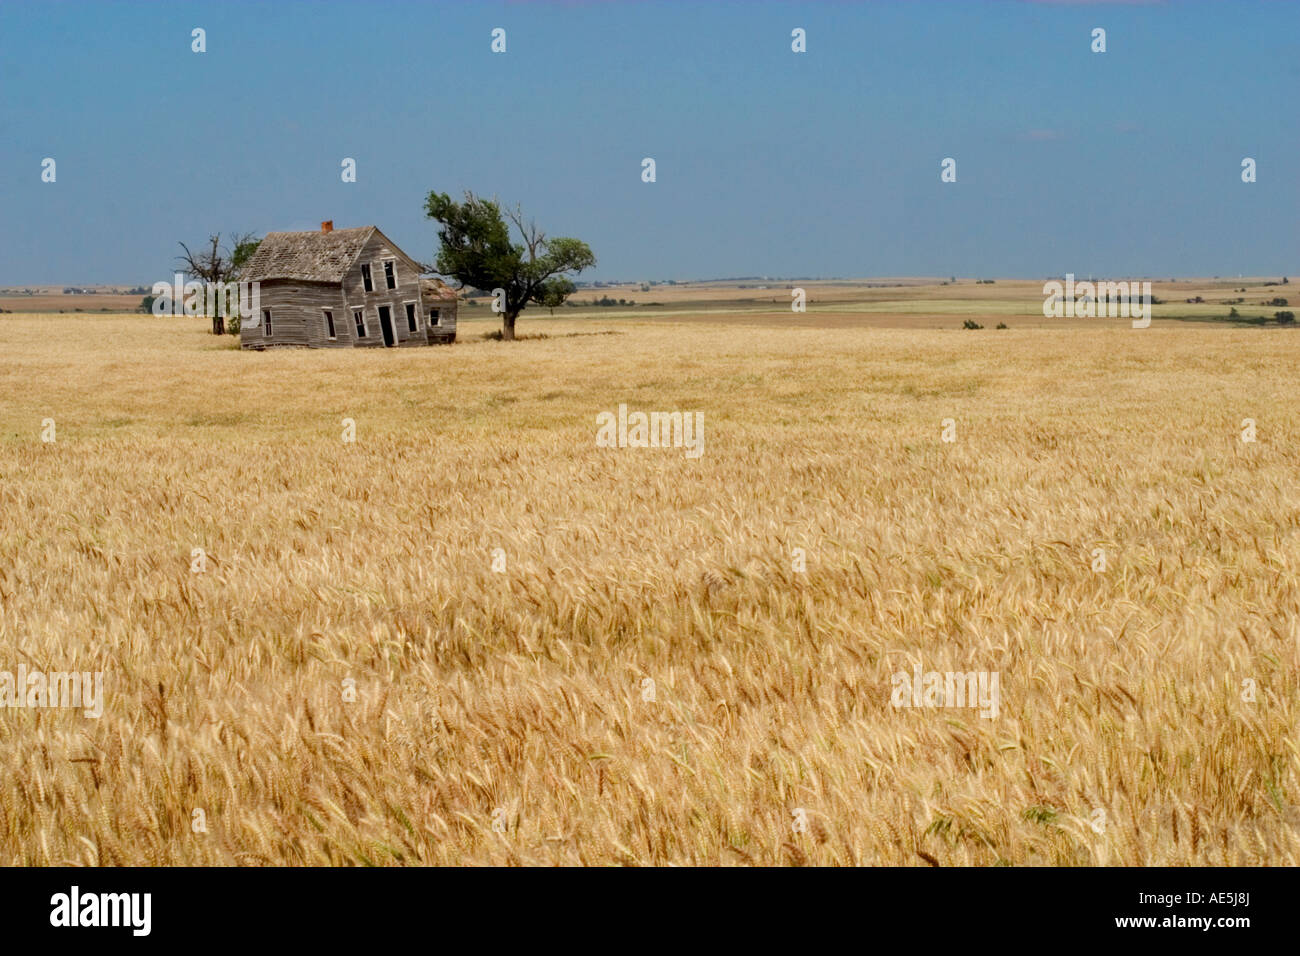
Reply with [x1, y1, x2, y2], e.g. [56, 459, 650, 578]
[239, 226, 377, 283]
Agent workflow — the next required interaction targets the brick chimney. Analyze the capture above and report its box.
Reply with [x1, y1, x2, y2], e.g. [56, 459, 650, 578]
[320, 220, 333, 234]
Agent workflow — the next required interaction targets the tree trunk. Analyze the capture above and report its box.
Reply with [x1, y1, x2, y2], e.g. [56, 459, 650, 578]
[212, 312, 225, 336]
[502, 311, 518, 341]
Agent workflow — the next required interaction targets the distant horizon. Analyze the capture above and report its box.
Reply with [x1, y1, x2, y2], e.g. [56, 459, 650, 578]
[3, 272, 1293, 296]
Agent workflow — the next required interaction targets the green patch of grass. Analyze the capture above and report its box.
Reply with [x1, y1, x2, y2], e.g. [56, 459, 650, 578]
[1022, 805, 1059, 825]
[185, 413, 245, 427]
[1159, 313, 1274, 326]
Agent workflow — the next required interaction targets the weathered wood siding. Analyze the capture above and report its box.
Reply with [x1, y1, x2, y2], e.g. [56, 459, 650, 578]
[339, 231, 428, 348]
[240, 280, 346, 349]
[425, 299, 457, 344]
[299, 282, 351, 347]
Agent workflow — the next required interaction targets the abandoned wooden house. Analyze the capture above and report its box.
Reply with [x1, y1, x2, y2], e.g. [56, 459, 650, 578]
[238, 221, 458, 349]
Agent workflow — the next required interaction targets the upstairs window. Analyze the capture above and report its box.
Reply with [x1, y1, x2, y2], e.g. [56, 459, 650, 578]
[360, 263, 373, 293]
[384, 260, 397, 289]
[353, 308, 366, 337]
[262, 309, 272, 337]
[405, 302, 417, 332]
[428, 308, 440, 328]
[324, 310, 336, 340]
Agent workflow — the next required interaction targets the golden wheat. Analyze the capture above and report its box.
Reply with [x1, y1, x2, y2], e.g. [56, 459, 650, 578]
[0, 310, 1296, 865]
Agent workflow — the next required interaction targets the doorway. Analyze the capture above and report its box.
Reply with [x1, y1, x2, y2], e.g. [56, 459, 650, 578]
[378, 306, 395, 347]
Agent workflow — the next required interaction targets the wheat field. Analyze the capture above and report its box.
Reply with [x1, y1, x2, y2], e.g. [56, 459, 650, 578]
[0, 309, 1297, 866]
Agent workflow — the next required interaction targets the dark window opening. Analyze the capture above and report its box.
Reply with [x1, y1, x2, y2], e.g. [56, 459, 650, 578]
[384, 261, 396, 290]
[353, 309, 366, 337]
[361, 263, 373, 293]
[405, 303, 417, 332]
[262, 309, 272, 337]
[324, 310, 336, 339]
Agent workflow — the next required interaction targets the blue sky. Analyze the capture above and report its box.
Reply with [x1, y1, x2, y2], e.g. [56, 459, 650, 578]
[0, 0, 1296, 284]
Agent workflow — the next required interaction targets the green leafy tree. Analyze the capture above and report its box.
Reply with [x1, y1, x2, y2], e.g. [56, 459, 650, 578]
[424, 191, 595, 340]
[231, 235, 261, 274]
[538, 277, 576, 316]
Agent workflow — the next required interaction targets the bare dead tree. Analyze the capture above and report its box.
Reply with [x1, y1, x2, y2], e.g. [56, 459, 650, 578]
[504, 203, 546, 266]
[176, 232, 260, 334]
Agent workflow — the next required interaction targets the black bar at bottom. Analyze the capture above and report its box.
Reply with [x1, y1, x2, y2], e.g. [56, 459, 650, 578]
[0, 866, 1276, 944]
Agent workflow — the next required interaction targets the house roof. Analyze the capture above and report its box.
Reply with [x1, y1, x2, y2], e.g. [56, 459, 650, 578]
[239, 226, 378, 283]
[420, 277, 460, 302]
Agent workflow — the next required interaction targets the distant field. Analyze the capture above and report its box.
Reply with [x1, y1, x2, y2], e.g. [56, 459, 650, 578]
[0, 306, 1297, 865]
[0, 293, 142, 313]
[6, 276, 1293, 329]
[485, 277, 1295, 329]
